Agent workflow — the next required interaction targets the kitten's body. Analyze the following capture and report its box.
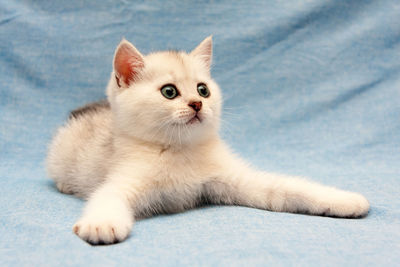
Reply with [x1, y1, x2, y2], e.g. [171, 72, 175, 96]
[47, 37, 369, 245]
[48, 101, 112, 197]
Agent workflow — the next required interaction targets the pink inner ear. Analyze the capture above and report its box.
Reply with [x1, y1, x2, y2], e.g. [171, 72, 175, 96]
[114, 43, 144, 87]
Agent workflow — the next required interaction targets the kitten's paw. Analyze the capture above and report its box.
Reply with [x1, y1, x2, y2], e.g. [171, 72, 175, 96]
[73, 215, 133, 245]
[56, 182, 74, 195]
[324, 192, 370, 218]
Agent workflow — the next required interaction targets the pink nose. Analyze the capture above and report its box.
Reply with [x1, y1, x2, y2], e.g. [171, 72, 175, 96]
[188, 101, 202, 112]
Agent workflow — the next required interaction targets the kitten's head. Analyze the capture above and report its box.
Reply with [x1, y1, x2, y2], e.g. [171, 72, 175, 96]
[106, 36, 222, 146]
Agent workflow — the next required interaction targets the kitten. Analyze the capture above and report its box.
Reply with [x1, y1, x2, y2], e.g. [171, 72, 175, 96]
[47, 36, 369, 245]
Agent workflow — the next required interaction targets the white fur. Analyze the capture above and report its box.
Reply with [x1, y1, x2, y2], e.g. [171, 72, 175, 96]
[47, 36, 369, 245]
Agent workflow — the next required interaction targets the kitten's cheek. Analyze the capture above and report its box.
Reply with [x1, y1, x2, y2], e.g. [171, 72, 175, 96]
[199, 109, 212, 122]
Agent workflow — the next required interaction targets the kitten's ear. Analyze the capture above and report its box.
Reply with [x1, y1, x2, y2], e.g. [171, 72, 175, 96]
[113, 39, 144, 88]
[190, 35, 213, 71]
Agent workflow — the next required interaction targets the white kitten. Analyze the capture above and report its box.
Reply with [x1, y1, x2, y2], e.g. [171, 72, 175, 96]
[47, 36, 369, 245]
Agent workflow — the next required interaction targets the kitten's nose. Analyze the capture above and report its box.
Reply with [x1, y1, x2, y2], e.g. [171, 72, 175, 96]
[188, 101, 202, 112]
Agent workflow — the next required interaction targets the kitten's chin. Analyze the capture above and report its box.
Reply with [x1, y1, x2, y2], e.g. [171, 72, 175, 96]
[162, 120, 216, 147]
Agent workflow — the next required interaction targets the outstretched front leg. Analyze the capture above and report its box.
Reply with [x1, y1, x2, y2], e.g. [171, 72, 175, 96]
[203, 146, 369, 218]
[73, 163, 154, 245]
[73, 178, 137, 245]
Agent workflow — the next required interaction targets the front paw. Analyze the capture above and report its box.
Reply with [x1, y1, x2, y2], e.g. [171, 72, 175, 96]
[73, 215, 133, 245]
[324, 191, 370, 218]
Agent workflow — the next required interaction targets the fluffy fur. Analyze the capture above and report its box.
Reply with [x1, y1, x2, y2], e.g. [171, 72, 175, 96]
[47, 36, 369, 245]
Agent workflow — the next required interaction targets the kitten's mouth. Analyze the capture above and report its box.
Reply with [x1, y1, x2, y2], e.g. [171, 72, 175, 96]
[186, 115, 201, 125]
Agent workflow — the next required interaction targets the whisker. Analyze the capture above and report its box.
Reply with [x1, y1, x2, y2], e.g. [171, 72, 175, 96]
[177, 125, 182, 146]
[167, 123, 174, 146]
[219, 117, 241, 137]
[148, 115, 174, 142]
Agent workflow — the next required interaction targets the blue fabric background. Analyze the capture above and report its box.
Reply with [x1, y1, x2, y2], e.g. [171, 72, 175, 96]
[1, 0, 399, 266]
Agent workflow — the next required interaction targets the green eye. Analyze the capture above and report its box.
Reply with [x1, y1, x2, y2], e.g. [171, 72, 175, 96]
[161, 84, 178, 99]
[197, 83, 210, 98]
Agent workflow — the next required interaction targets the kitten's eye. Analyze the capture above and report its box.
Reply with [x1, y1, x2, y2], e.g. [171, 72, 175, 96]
[161, 84, 178, 99]
[197, 83, 210, 98]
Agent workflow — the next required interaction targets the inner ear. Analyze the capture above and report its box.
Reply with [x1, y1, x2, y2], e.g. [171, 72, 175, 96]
[113, 39, 144, 88]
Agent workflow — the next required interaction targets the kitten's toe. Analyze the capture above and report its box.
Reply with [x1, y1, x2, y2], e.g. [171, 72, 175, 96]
[348, 193, 370, 217]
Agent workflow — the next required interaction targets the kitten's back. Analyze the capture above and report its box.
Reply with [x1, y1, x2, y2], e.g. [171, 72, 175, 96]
[69, 100, 110, 120]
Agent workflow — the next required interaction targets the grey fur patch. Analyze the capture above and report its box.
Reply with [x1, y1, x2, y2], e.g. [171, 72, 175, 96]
[69, 100, 110, 120]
